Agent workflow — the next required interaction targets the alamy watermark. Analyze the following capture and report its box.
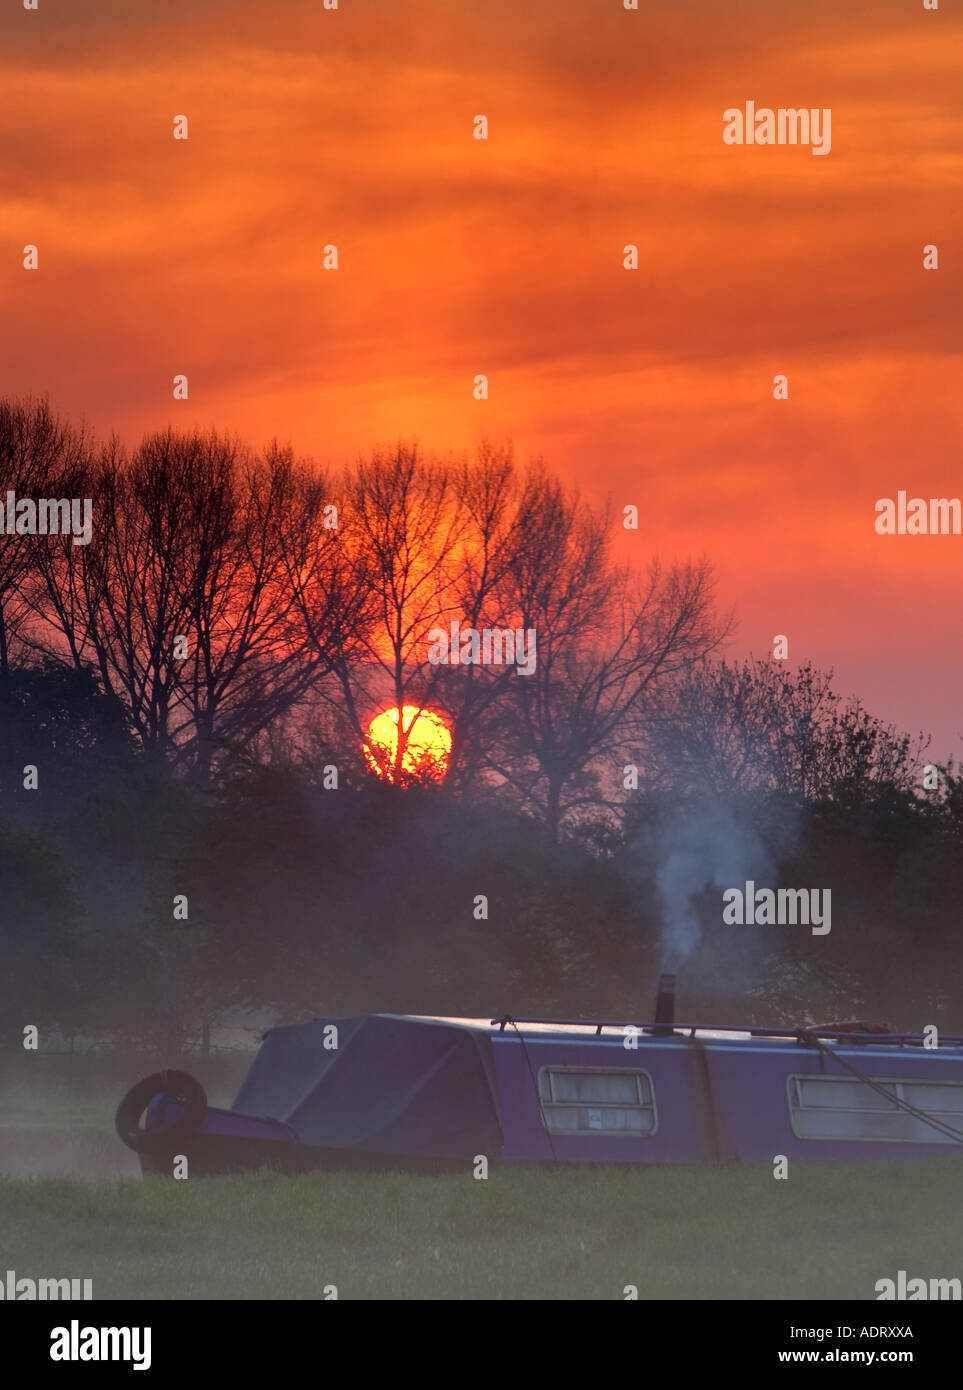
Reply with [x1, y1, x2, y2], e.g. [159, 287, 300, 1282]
[875, 492, 961, 536]
[722, 883, 831, 935]
[723, 102, 831, 156]
[1, 1268, 93, 1300]
[2, 491, 93, 546]
[427, 621, 537, 676]
[876, 1271, 960, 1300]
[50, 1321, 151, 1371]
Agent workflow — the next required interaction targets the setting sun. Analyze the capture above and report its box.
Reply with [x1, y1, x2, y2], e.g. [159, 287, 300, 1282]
[363, 705, 452, 785]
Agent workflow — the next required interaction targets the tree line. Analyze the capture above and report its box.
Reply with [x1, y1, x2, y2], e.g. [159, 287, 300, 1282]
[1, 396, 960, 1048]
[1, 397, 732, 833]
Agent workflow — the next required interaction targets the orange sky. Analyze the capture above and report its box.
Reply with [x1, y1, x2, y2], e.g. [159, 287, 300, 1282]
[2, 0, 961, 758]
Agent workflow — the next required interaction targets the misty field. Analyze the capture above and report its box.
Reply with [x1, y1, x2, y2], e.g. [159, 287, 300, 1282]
[1, 1159, 959, 1301]
[3, 1055, 959, 1299]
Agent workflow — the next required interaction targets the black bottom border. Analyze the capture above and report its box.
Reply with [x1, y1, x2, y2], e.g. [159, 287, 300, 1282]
[2, 1298, 954, 1375]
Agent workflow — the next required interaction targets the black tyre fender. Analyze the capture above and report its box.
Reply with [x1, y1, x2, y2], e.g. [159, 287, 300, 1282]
[115, 1069, 207, 1152]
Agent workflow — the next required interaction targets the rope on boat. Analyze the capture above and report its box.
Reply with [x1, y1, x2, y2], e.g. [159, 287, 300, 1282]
[798, 1029, 963, 1146]
[504, 1016, 559, 1161]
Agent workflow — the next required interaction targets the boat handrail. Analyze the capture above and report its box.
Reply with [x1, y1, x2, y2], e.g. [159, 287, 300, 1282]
[489, 1016, 963, 1046]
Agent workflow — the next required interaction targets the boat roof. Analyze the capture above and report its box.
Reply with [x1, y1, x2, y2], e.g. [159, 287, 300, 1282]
[382, 1014, 963, 1049]
[396, 1014, 752, 1039]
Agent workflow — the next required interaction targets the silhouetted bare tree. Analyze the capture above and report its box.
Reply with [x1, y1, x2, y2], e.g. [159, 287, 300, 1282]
[319, 443, 469, 782]
[25, 427, 363, 780]
[0, 398, 92, 674]
[644, 657, 928, 800]
[485, 469, 730, 838]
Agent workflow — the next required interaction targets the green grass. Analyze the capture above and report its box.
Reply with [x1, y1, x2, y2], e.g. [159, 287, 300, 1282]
[2, 1054, 959, 1299]
[1, 1160, 959, 1300]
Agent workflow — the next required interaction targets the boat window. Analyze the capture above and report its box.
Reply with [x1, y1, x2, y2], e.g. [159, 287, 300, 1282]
[537, 1067, 656, 1136]
[788, 1073, 963, 1143]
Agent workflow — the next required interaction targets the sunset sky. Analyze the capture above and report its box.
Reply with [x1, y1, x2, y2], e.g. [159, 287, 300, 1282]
[2, 0, 961, 757]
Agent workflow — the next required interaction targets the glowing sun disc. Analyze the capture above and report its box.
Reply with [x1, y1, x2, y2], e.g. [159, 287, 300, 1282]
[364, 705, 452, 783]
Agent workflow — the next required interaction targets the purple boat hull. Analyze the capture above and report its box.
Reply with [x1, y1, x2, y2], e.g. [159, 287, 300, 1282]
[116, 1013, 963, 1176]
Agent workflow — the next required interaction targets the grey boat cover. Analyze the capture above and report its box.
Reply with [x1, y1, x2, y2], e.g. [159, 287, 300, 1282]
[231, 1014, 503, 1158]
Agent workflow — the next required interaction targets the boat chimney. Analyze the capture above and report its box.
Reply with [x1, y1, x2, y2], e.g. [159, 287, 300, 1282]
[654, 973, 676, 1035]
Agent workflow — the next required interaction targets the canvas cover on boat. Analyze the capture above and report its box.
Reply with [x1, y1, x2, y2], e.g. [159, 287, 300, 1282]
[230, 1014, 503, 1157]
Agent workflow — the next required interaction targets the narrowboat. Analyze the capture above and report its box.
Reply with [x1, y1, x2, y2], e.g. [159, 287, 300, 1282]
[115, 976, 963, 1175]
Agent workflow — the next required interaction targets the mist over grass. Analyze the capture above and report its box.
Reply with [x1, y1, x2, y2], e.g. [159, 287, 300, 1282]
[1, 1161, 958, 1300]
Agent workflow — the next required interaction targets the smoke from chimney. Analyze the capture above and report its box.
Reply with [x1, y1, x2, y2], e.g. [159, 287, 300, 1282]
[630, 795, 782, 970]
